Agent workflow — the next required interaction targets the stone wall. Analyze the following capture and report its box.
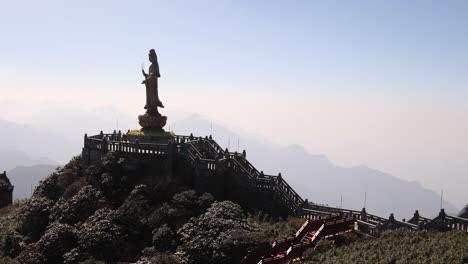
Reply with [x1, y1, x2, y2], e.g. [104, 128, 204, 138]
[80, 148, 291, 217]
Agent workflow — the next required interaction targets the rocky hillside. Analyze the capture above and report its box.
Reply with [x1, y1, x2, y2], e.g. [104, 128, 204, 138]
[0, 154, 302, 264]
[1, 154, 466, 264]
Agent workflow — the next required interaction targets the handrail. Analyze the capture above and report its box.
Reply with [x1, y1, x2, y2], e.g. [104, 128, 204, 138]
[84, 133, 322, 216]
[84, 132, 468, 234]
[85, 136, 170, 155]
[303, 203, 388, 224]
[393, 220, 418, 230]
[192, 137, 305, 211]
[444, 214, 468, 223]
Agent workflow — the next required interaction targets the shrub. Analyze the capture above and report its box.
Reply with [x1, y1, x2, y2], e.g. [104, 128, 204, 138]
[50, 186, 105, 224]
[152, 224, 177, 251]
[177, 201, 259, 264]
[77, 209, 126, 262]
[36, 222, 77, 263]
[16, 197, 54, 242]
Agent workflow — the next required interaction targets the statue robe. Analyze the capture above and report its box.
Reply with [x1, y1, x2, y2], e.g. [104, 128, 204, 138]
[145, 62, 163, 112]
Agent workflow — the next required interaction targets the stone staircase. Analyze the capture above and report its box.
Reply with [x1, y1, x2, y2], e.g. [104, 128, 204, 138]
[83, 132, 468, 233]
[242, 215, 354, 264]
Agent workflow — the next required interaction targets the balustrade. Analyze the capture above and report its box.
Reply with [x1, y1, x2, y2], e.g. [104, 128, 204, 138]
[83, 132, 468, 232]
[84, 133, 170, 156]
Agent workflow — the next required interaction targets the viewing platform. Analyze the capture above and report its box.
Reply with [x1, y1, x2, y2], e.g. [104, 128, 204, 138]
[81, 130, 468, 235]
[82, 130, 305, 214]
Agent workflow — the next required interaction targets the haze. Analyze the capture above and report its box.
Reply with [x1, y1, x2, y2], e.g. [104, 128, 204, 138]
[1, 1, 467, 208]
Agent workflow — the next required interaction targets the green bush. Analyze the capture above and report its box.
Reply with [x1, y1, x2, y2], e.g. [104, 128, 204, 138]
[304, 230, 468, 264]
[177, 201, 264, 264]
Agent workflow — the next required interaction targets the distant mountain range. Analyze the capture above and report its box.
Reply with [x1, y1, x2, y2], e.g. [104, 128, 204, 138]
[0, 120, 79, 164]
[172, 114, 459, 218]
[0, 115, 461, 218]
[459, 205, 468, 219]
[0, 148, 58, 200]
[0, 150, 57, 172]
[7, 164, 57, 200]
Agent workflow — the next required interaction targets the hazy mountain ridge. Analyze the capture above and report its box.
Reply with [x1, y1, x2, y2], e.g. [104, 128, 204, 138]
[0, 114, 460, 218]
[0, 120, 78, 164]
[172, 114, 459, 218]
[0, 150, 57, 172]
[0, 149, 59, 201]
[459, 205, 468, 219]
[7, 164, 58, 200]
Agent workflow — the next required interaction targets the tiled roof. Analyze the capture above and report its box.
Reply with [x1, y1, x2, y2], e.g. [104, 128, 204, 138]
[0, 172, 13, 188]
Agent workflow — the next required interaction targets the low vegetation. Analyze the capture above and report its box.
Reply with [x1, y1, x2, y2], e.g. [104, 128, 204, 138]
[304, 230, 468, 264]
[0, 154, 300, 263]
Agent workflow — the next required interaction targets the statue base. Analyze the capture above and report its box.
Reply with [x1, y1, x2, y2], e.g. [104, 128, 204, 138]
[138, 113, 167, 133]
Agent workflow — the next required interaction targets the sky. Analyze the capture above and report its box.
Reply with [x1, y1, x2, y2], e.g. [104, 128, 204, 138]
[0, 1, 467, 207]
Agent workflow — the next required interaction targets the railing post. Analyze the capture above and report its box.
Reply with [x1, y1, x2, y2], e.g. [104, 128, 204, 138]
[412, 210, 420, 226]
[438, 209, 446, 222]
[388, 213, 395, 223]
[270, 176, 275, 189]
[102, 136, 108, 153]
[195, 155, 201, 169]
[168, 140, 173, 159]
[360, 208, 367, 222]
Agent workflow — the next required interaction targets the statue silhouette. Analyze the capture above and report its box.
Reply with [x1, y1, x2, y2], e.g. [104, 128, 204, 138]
[141, 49, 164, 115]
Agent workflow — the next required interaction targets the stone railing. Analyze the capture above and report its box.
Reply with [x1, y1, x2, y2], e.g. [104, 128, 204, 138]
[84, 131, 304, 213]
[173, 135, 304, 212]
[85, 132, 170, 155]
[205, 138, 304, 211]
[302, 203, 420, 235]
[426, 209, 468, 232]
[443, 215, 468, 231]
[82, 131, 468, 233]
[302, 203, 468, 233]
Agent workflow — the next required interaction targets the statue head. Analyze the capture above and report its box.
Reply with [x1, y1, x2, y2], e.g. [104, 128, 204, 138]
[148, 49, 157, 63]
